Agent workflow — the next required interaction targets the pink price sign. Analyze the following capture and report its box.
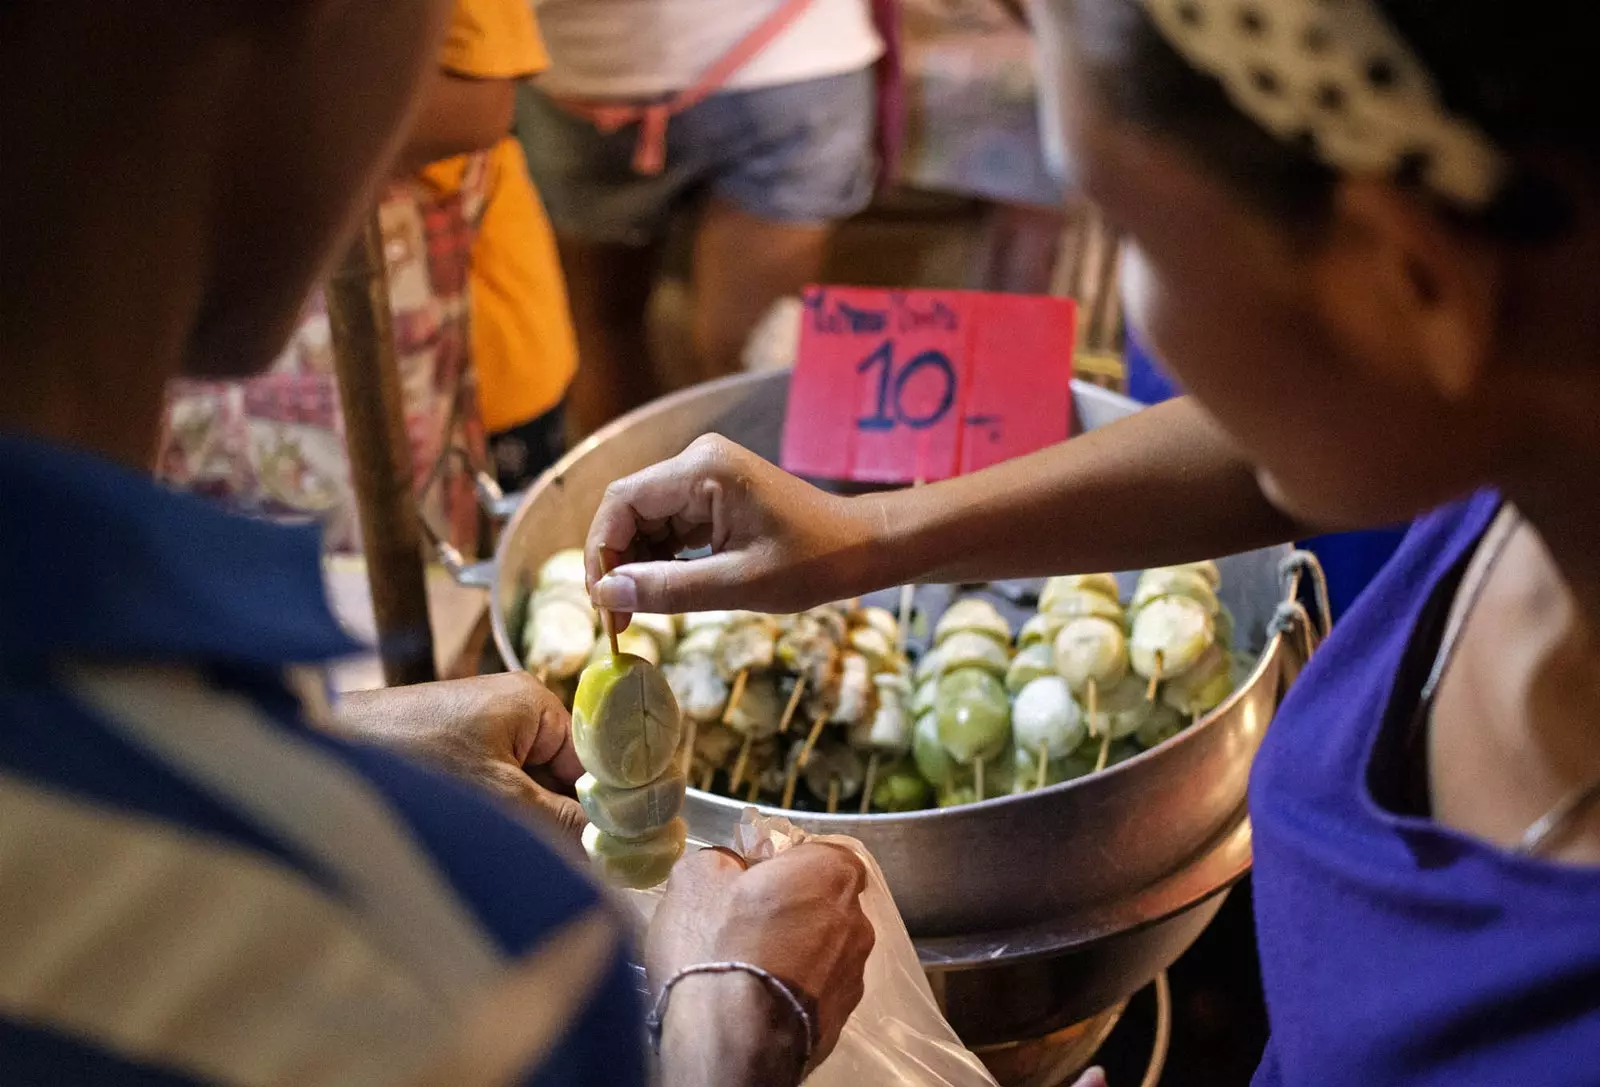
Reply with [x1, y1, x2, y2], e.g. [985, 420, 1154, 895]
[781, 286, 1076, 484]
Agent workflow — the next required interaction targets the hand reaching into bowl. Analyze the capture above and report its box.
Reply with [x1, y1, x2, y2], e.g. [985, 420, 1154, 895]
[585, 434, 882, 626]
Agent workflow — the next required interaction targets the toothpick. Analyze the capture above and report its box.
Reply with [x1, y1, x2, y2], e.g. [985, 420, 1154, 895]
[1145, 649, 1163, 701]
[1036, 743, 1050, 791]
[827, 778, 841, 814]
[781, 758, 801, 810]
[728, 731, 754, 793]
[721, 668, 749, 725]
[778, 676, 807, 733]
[974, 757, 986, 802]
[860, 752, 881, 814]
[797, 715, 828, 769]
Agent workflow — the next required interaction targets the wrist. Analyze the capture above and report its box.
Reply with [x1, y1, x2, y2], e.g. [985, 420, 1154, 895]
[845, 486, 937, 591]
[659, 973, 807, 1087]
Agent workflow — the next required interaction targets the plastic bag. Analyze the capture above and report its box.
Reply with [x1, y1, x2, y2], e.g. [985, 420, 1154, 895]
[624, 808, 999, 1087]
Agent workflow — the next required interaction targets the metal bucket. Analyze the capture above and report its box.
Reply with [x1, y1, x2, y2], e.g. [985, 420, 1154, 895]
[479, 370, 1317, 1048]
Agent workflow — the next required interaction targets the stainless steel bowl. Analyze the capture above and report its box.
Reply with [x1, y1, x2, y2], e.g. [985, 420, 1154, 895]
[483, 369, 1316, 1042]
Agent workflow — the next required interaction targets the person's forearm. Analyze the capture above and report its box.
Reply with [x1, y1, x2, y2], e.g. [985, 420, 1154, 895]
[659, 975, 807, 1087]
[857, 396, 1312, 586]
[393, 70, 516, 175]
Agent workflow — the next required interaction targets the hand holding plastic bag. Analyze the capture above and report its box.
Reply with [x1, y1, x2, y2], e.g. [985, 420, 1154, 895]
[628, 808, 999, 1087]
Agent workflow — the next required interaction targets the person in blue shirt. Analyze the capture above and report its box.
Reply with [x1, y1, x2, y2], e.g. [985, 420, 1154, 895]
[584, 1, 1600, 1084]
[0, 2, 874, 1085]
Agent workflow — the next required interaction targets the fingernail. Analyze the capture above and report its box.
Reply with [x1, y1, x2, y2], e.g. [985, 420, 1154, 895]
[593, 573, 638, 610]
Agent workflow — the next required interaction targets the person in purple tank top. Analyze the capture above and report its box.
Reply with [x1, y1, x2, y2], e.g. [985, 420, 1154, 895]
[581, 1, 1600, 1083]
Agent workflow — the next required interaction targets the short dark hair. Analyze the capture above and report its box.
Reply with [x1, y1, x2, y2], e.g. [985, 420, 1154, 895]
[1065, 0, 1594, 241]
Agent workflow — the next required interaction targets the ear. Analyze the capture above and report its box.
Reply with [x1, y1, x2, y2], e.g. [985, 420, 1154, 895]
[1309, 181, 1501, 400]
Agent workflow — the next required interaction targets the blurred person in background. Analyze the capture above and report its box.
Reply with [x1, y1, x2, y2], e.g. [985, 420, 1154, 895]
[0, 0, 872, 1083]
[159, 0, 580, 557]
[519, 0, 886, 436]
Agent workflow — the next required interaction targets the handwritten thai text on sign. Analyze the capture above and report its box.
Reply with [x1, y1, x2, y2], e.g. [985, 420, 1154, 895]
[780, 286, 1076, 483]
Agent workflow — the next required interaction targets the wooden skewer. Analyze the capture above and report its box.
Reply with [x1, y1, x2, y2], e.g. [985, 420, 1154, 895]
[781, 758, 801, 810]
[728, 731, 754, 793]
[603, 610, 621, 658]
[778, 676, 807, 734]
[533, 666, 548, 687]
[680, 717, 698, 776]
[1036, 743, 1051, 791]
[700, 764, 716, 793]
[1091, 678, 1112, 772]
[1145, 650, 1163, 701]
[859, 752, 881, 814]
[974, 756, 986, 802]
[1095, 725, 1113, 773]
[827, 778, 841, 814]
[746, 776, 762, 804]
[721, 668, 749, 725]
[797, 714, 828, 769]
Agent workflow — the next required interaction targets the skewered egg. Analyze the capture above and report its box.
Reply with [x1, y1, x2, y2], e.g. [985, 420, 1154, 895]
[663, 655, 729, 724]
[724, 672, 783, 739]
[537, 548, 587, 589]
[571, 653, 684, 788]
[1131, 568, 1220, 618]
[1039, 573, 1120, 611]
[804, 742, 866, 804]
[934, 631, 1011, 679]
[1017, 612, 1066, 649]
[577, 769, 686, 841]
[934, 668, 1011, 765]
[1052, 616, 1130, 693]
[1012, 676, 1087, 759]
[871, 760, 933, 812]
[1160, 644, 1234, 716]
[1130, 596, 1215, 679]
[1084, 674, 1155, 740]
[1135, 704, 1188, 750]
[1005, 642, 1057, 694]
[852, 673, 913, 752]
[525, 598, 598, 679]
[1041, 587, 1125, 623]
[935, 597, 1012, 647]
[582, 818, 686, 890]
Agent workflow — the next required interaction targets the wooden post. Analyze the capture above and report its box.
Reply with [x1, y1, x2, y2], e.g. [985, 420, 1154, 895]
[326, 213, 436, 687]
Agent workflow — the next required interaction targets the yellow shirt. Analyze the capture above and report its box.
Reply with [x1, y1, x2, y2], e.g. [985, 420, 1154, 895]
[421, 0, 578, 433]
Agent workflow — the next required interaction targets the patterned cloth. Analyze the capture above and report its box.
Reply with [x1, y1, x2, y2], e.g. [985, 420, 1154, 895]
[159, 167, 491, 555]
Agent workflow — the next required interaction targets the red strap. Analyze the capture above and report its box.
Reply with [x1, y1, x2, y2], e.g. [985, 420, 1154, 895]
[552, 0, 817, 176]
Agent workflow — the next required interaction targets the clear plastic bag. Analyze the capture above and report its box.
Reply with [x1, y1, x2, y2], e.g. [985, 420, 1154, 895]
[624, 808, 999, 1087]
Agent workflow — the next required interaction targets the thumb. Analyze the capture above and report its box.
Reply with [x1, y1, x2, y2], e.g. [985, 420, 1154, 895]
[593, 550, 766, 616]
[508, 773, 588, 842]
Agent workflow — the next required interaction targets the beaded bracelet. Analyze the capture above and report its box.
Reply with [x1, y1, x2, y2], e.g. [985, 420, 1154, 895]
[644, 961, 815, 1070]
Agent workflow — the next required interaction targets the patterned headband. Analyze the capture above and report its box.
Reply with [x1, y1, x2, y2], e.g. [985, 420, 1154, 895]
[1136, 0, 1507, 207]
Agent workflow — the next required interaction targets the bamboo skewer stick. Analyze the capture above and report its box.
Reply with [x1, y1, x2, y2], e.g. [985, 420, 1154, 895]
[1091, 678, 1112, 772]
[827, 778, 841, 814]
[974, 757, 986, 802]
[797, 715, 828, 769]
[721, 668, 749, 725]
[728, 732, 754, 794]
[781, 759, 801, 810]
[1145, 649, 1164, 702]
[700, 763, 716, 793]
[778, 676, 807, 734]
[859, 753, 880, 814]
[1036, 743, 1051, 791]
